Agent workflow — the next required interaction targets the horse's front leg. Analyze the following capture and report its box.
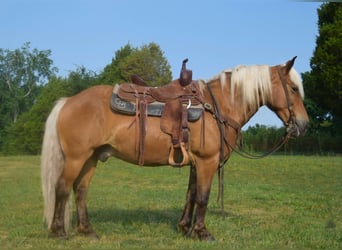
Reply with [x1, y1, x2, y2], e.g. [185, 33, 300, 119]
[178, 165, 197, 236]
[191, 160, 217, 241]
[73, 155, 98, 239]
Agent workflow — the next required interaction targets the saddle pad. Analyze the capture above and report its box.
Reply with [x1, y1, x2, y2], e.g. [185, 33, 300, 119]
[110, 93, 203, 122]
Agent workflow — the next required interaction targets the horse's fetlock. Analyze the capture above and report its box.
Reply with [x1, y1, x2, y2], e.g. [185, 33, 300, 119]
[178, 220, 191, 236]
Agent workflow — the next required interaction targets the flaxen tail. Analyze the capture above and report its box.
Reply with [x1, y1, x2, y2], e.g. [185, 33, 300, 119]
[41, 98, 71, 230]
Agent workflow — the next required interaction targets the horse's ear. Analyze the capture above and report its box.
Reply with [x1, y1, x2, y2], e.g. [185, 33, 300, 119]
[284, 56, 297, 74]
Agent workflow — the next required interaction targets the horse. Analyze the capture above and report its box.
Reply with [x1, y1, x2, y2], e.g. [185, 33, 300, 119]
[41, 57, 309, 241]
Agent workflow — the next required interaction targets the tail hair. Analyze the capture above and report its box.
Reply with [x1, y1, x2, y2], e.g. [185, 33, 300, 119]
[41, 98, 71, 230]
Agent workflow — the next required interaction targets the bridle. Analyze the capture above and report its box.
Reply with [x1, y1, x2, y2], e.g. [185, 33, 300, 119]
[204, 67, 298, 216]
[277, 68, 299, 137]
[206, 67, 297, 161]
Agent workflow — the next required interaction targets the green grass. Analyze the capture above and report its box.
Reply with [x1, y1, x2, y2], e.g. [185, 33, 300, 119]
[0, 155, 341, 249]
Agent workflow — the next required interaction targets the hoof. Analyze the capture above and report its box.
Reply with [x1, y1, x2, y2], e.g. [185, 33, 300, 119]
[48, 230, 68, 240]
[77, 227, 99, 240]
[85, 231, 99, 240]
[199, 232, 215, 242]
[192, 228, 215, 242]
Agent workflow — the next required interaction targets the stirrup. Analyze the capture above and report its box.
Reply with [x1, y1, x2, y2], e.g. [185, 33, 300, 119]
[168, 142, 189, 167]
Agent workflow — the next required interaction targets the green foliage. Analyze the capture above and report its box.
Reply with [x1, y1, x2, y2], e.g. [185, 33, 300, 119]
[0, 155, 341, 249]
[99, 43, 135, 85]
[99, 42, 172, 86]
[2, 78, 66, 154]
[303, 95, 334, 133]
[0, 43, 57, 149]
[307, 3, 342, 117]
[242, 124, 341, 155]
[66, 66, 98, 93]
[301, 3, 342, 144]
[242, 124, 284, 153]
[119, 42, 172, 86]
[2, 67, 97, 155]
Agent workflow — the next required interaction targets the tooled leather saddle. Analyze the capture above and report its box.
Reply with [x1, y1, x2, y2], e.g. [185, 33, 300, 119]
[110, 59, 204, 167]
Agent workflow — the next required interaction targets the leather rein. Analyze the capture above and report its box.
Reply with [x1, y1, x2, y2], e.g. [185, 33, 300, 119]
[204, 68, 297, 217]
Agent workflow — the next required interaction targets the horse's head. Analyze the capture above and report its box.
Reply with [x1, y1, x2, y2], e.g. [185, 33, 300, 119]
[267, 57, 309, 137]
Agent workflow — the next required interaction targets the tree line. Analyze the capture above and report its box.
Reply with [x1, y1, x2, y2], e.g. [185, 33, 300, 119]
[0, 3, 341, 156]
[242, 124, 340, 155]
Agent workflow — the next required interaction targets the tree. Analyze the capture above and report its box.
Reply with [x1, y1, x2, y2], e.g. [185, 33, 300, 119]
[0, 42, 57, 122]
[306, 3, 342, 118]
[242, 124, 284, 153]
[2, 66, 97, 155]
[99, 43, 135, 84]
[119, 42, 172, 86]
[0, 43, 57, 149]
[2, 77, 68, 154]
[99, 42, 172, 86]
[67, 66, 98, 93]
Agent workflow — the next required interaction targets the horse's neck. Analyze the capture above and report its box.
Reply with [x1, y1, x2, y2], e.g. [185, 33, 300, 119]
[210, 76, 261, 128]
[230, 95, 259, 128]
[205, 79, 240, 128]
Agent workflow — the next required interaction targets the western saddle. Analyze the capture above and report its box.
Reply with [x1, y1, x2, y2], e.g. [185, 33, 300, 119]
[111, 59, 204, 167]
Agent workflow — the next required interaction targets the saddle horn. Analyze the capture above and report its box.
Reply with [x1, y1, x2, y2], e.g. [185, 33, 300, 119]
[179, 58, 192, 86]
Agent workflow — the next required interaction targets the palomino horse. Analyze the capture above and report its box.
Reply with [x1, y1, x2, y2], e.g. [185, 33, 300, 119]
[41, 57, 308, 241]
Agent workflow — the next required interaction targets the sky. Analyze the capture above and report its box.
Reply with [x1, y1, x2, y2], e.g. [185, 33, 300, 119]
[1, 0, 322, 129]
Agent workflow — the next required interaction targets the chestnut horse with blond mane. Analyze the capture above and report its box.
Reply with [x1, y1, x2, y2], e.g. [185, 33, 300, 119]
[41, 57, 308, 241]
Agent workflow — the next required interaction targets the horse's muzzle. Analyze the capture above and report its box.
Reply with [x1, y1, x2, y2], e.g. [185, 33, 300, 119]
[286, 119, 308, 137]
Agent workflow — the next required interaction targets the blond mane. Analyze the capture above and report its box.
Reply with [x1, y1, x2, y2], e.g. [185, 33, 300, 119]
[208, 65, 272, 114]
[207, 64, 304, 115]
[230, 65, 272, 113]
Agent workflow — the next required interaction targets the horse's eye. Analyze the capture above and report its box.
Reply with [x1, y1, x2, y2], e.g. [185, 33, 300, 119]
[291, 86, 299, 93]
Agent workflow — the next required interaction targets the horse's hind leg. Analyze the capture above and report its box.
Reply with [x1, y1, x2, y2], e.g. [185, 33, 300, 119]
[49, 178, 70, 239]
[178, 165, 197, 236]
[50, 158, 85, 239]
[73, 155, 98, 238]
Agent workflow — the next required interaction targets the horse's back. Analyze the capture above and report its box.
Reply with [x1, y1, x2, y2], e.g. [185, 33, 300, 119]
[67, 84, 113, 103]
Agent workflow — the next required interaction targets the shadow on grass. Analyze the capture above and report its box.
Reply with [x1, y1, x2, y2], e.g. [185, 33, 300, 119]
[87, 207, 182, 229]
[87, 206, 242, 229]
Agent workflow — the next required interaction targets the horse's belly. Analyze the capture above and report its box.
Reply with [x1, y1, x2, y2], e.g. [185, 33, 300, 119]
[108, 120, 172, 166]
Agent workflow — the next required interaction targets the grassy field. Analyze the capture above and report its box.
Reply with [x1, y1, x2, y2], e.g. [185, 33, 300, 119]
[0, 155, 341, 249]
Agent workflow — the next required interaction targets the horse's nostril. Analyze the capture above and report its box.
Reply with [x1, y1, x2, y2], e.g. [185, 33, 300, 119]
[296, 119, 309, 136]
